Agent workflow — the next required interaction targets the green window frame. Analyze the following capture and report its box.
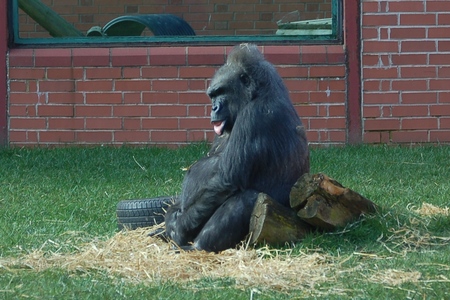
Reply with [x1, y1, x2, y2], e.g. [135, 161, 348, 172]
[11, 0, 342, 46]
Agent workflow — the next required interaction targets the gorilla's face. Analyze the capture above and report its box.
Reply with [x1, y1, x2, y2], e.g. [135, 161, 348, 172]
[207, 64, 254, 136]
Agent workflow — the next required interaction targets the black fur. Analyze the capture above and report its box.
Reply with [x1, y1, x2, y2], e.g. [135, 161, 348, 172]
[164, 44, 309, 252]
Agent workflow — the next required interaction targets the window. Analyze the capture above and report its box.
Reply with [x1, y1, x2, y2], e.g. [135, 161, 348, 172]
[12, 0, 342, 45]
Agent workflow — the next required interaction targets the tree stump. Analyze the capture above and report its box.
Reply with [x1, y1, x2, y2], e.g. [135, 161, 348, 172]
[249, 173, 378, 246]
[249, 193, 313, 245]
[290, 173, 378, 230]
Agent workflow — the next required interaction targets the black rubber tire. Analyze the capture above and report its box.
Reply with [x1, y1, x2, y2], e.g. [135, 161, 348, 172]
[116, 196, 172, 230]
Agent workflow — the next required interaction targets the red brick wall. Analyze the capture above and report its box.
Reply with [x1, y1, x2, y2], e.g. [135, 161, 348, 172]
[19, 0, 332, 38]
[8, 45, 346, 146]
[362, 0, 450, 143]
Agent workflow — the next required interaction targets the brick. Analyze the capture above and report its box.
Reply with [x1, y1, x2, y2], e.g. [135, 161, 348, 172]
[440, 117, 450, 128]
[438, 41, 450, 52]
[429, 54, 450, 65]
[438, 13, 450, 25]
[179, 67, 216, 78]
[151, 130, 186, 142]
[113, 105, 149, 117]
[86, 118, 122, 129]
[363, 41, 399, 53]
[35, 49, 71, 67]
[430, 131, 450, 142]
[142, 92, 178, 104]
[187, 46, 225, 65]
[363, 67, 398, 79]
[365, 119, 401, 131]
[75, 106, 112, 117]
[39, 131, 75, 143]
[38, 105, 74, 117]
[392, 105, 429, 117]
[48, 92, 84, 104]
[401, 41, 436, 52]
[400, 13, 436, 26]
[86, 68, 122, 79]
[438, 91, 450, 103]
[363, 14, 398, 26]
[400, 66, 437, 79]
[427, 1, 450, 12]
[389, 1, 425, 12]
[151, 105, 186, 117]
[392, 80, 428, 91]
[39, 81, 76, 92]
[430, 79, 450, 91]
[402, 118, 438, 130]
[276, 66, 309, 78]
[48, 118, 84, 129]
[180, 117, 210, 129]
[9, 131, 28, 142]
[77, 131, 113, 143]
[111, 48, 148, 67]
[189, 79, 207, 91]
[428, 27, 450, 39]
[73, 48, 110, 67]
[310, 118, 346, 130]
[149, 47, 186, 66]
[122, 67, 141, 79]
[9, 49, 34, 67]
[122, 118, 141, 130]
[391, 131, 428, 143]
[10, 118, 46, 129]
[402, 92, 438, 104]
[9, 81, 27, 92]
[47, 68, 83, 80]
[114, 131, 150, 143]
[114, 80, 150, 92]
[123, 92, 142, 104]
[430, 104, 450, 116]
[142, 118, 178, 129]
[152, 80, 189, 91]
[391, 54, 427, 65]
[390, 28, 426, 39]
[363, 106, 381, 118]
[263, 46, 301, 65]
[188, 105, 208, 117]
[86, 93, 122, 104]
[309, 91, 345, 104]
[9, 68, 45, 80]
[179, 92, 209, 104]
[77, 80, 113, 92]
[364, 92, 400, 104]
[142, 66, 179, 78]
[309, 66, 345, 78]
[285, 79, 318, 92]
[301, 46, 328, 64]
[9, 93, 40, 104]
[326, 45, 346, 64]
[363, 131, 381, 143]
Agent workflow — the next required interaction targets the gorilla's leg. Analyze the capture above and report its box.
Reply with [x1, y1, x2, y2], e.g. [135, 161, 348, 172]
[192, 190, 259, 252]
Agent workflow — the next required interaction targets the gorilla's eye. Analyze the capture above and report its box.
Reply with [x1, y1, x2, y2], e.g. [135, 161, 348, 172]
[239, 73, 250, 86]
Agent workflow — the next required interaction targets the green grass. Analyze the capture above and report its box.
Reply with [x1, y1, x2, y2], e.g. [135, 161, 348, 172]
[1, 144, 449, 299]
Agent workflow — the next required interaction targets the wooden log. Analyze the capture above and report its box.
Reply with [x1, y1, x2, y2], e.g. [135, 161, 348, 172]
[18, 0, 84, 37]
[290, 173, 378, 230]
[249, 193, 313, 245]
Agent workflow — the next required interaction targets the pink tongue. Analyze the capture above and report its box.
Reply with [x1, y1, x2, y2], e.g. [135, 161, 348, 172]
[212, 121, 225, 135]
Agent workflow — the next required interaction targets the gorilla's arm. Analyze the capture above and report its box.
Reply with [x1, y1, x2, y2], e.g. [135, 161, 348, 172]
[164, 155, 237, 246]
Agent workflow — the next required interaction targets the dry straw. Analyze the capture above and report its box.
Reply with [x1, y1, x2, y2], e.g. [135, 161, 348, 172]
[1, 202, 448, 294]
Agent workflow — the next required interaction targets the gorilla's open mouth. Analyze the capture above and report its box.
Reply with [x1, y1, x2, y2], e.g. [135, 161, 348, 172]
[212, 120, 226, 136]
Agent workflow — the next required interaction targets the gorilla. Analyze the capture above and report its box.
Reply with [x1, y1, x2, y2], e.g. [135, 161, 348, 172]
[164, 44, 309, 252]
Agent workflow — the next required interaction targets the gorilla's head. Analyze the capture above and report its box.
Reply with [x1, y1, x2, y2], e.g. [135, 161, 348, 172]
[207, 44, 264, 136]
